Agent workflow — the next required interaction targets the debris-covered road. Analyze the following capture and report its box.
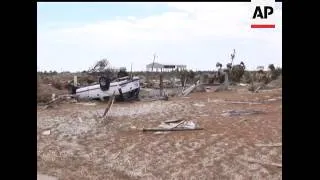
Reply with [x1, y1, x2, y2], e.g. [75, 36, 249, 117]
[37, 86, 282, 179]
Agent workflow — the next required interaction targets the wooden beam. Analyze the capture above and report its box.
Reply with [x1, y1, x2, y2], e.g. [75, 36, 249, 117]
[142, 127, 203, 132]
[102, 92, 116, 118]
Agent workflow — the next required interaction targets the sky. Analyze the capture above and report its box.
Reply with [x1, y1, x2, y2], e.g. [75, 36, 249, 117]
[37, 2, 282, 72]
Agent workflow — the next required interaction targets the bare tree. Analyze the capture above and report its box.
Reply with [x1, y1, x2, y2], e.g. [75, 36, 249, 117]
[230, 49, 236, 65]
[268, 64, 275, 71]
[88, 58, 117, 79]
[214, 50, 246, 84]
[216, 62, 222, 69]
[89, 59, 110, 73]
[267, 64, 279, 80]
[230, 61, 246, 82]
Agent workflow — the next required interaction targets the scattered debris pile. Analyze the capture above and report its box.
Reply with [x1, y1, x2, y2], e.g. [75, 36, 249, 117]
[181, 80, 201, 96]
[221, 110, 264, 117]
[143, 119, 203, 132]
[266, 75, 282, 88]
[248, 75, 282, 93]
[41, 94, 78, 109]
[37, 80, 69, 103]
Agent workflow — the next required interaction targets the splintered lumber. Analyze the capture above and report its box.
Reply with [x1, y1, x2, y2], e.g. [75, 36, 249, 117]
[44, 97, 64, 106]
[228, 101, 262, 105]
[141, 96, 169, 102]
[164, 119, 184, 124]
[59, 94, 79, 98]
[182, 81, 201, 96]
[43, 94, 78, 107]
[182, 84, 196, 96]
[142, 127, 203, 132]
[254, 86, 261, 93]
[102, 97, 115, 117]
[171, 120, 186, 128]
[102, 92, 116, 118]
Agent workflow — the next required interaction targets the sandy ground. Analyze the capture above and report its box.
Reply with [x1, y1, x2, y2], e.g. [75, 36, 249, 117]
[37, 86, 282, 180]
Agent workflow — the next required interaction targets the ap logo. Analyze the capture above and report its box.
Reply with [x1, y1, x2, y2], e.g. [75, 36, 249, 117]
[251, 0, 276, 28]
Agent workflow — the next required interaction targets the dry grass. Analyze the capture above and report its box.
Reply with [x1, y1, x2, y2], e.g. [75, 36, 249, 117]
[37, 82, 68, 103]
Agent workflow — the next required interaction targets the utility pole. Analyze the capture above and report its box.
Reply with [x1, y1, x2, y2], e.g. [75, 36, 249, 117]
[151, 53, 157, 72]
[230, 49, 236, 66]
[130, 63, 133, 78]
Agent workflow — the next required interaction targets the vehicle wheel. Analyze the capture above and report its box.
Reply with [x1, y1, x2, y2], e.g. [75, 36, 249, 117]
[135, 88, 140, 98]
[99, 76, 111, 91]
[67, 85, 73, 94]
[118, 88, 125, 101]
[68, 85, 77, 94]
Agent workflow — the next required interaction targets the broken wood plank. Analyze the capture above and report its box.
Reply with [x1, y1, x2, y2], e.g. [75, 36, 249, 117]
[182, 82, 201, 96]
[171, 120, 186, 129]
[58, 94, 78, 98]
[102, 92, 116, 118]
[255, 143, 282, 147]
[142, 127, 203, 132]
[44, 97, 64, 106]
[41, 105, 49, 110]
[228, 101, 262, 105]
[102, 97, 115, 118]
[254, 86, 261, 93]
[43, 94, 78, 108]
[182, 84, 195, 96]
[164, 119, 184, 124]
[42, 97, 66, 109]
[222, 110, 264, 117]
[238, 157, 282, 168]
[76, 102, 96, 106]
[141, 96, 169, 102]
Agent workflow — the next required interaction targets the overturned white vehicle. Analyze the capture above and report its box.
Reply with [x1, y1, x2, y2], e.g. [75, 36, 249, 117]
[71, 76, 140, 101]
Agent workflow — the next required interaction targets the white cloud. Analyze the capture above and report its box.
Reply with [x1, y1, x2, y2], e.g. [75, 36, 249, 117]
[37, 2, 282, 72]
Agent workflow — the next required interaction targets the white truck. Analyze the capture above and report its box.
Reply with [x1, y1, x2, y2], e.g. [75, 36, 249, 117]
[72, 76, 140, 101]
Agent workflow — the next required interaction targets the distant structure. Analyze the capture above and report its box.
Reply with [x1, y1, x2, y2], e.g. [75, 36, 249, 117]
[257, 66, 264, 71]
[146, 62, 187, 72]
[107, 67, 126, 72]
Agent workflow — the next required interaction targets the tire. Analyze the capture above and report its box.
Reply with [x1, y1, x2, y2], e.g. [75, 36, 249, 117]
[99, 76, 111, 91]
[135, 88, 140, 98]
[68, 85, 77, 94]
[118, 88, 125, 101]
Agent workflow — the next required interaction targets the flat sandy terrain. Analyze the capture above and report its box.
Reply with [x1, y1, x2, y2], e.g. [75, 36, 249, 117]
[37, 86, 282, 180]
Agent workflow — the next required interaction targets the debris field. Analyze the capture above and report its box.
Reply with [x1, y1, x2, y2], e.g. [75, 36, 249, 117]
[37, 85, 282, 179]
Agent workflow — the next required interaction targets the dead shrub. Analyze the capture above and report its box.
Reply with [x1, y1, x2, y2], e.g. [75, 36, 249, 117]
[37, 93, 52, 103]
[52, 81, 63, 90]
[241, 71, 253, 83]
